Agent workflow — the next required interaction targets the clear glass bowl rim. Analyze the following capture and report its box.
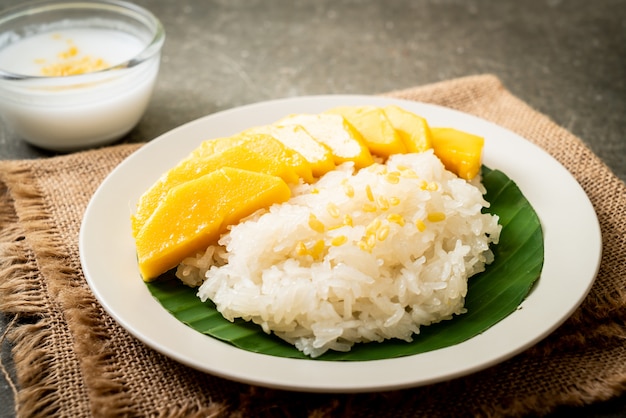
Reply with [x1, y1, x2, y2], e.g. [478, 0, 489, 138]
[0, 0, 165, 81]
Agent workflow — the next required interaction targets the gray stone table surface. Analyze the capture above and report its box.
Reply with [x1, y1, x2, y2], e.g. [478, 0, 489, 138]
[0, 0, 625, 417]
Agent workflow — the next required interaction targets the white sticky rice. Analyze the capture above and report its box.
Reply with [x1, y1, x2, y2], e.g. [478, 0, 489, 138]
[176, 150, 501, 358]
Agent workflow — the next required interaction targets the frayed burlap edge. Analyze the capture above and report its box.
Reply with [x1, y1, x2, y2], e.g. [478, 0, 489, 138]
[0, 145, 229, 418]
[0, 157, 131, 417]
[0, 162, 83, 417]
[0, 76, 624, 418]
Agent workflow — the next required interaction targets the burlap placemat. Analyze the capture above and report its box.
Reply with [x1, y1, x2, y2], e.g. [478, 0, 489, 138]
[1, 74, 625, 417]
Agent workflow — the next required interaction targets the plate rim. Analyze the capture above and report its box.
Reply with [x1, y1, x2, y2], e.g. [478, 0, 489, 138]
[79, 94, 602, 392]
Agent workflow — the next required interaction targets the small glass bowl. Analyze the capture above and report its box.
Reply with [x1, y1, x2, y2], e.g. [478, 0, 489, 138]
[0, 0, 165, 152]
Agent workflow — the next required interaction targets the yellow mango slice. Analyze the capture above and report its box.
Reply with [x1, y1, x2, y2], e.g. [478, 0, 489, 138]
[383, 105, 433, 153]
[189, 134, 253, 159]
[277, 113, 374, 168]
[189, 133, 313, 183]
[245, 124, 336, 177]
[326, 106, 407, 158]
[135, 167, 291, 281]
[431, 127, 484, 180]
[131, 133, 312, 236]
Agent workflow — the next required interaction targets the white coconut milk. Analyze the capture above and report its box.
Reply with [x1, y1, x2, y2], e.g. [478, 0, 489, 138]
[0, 27, 160, 151]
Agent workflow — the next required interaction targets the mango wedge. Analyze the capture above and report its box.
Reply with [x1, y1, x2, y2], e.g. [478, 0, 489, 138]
[136, 167, 291, 281]
[245, 124, 336, 177]
[326, 106, 407, 158]
[189, 133, 313, 183]
[431, 127, 484, 180]
[131, 133, 312, 236]
[189, 134, 253, 159]
[383, 105, 433, 153]
[277, 113, 374, 168]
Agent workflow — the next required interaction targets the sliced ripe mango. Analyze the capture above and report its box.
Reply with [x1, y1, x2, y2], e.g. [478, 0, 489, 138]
[326, 106, 407, 158]
[383, 105, 433, 153]
[135, 167, 291, 281]
[431, 127, 484, 180]
[190, 133, 312, 183]
[212, 133, 313, 184]
[245, 124, 336, 177]
[277, 113, 374, 168]
[131, 133, 312, 236]
[190, 134, 254, 159]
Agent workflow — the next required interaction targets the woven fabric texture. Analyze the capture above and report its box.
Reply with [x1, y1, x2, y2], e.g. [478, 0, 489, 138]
[1, 74, 625, 417]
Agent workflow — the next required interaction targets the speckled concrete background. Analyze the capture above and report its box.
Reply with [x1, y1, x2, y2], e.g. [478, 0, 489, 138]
[1, 1, 624, 416]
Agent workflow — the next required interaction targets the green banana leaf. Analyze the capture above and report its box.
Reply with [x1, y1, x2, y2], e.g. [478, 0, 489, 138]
[147, 166, 543, 361]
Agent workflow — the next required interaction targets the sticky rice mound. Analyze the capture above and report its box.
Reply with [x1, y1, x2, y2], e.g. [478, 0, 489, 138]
[176, 150, 501, 358]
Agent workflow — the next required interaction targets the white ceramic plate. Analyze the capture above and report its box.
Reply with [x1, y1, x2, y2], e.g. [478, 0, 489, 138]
[79, 95, 601, 393]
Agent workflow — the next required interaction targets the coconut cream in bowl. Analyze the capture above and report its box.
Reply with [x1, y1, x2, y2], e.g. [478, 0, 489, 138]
[0, 0, 165, 152]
